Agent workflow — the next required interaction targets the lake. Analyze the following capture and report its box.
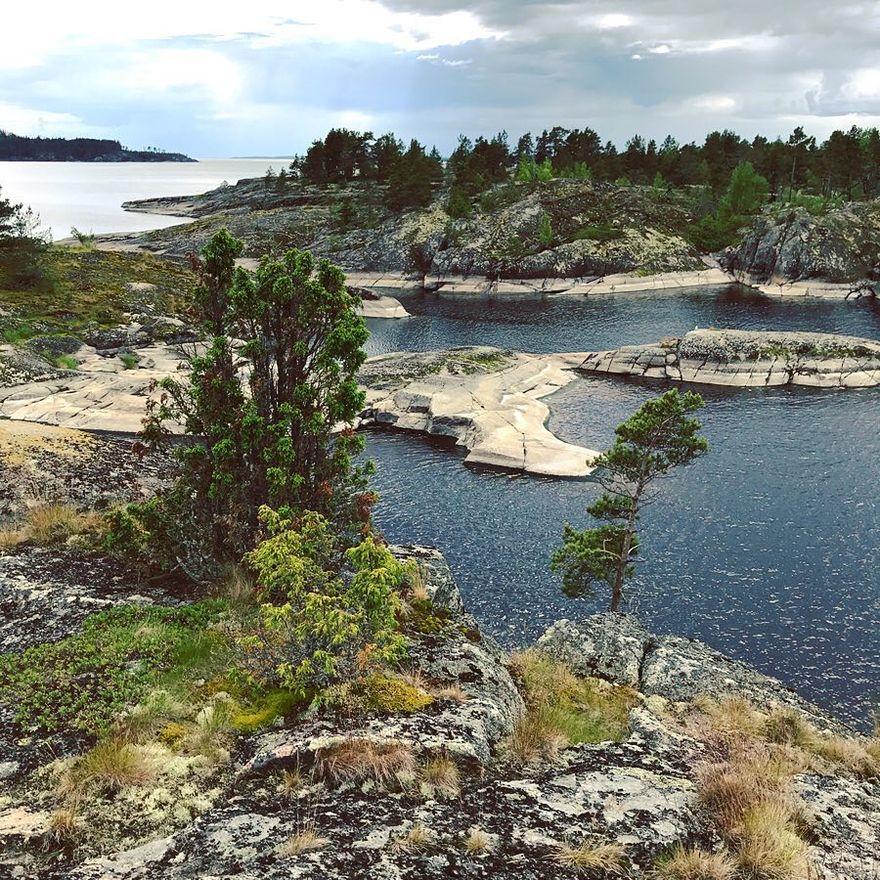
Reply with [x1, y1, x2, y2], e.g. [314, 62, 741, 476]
[366, 285, 880, 728]
[0, 158, 295, 241]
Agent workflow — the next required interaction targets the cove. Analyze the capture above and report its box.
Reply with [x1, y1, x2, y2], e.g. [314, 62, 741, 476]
[365, 284, 880, 728]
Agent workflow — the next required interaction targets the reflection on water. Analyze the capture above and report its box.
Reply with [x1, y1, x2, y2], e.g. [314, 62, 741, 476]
[366, 287, 880, 727]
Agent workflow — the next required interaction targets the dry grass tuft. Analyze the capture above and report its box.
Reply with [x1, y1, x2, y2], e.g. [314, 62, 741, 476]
[551, 839, 626, 873]
[391, 821, 434, 853]
[656, 844, 736, 880]
[463, 826, 494, 854]
[216, 563, 258, 605]
[26, 502, 102, 545]
[420, 754, 460, 799]
[735, 800, 811, 880]
[59, 739, 155, 797]
[432, 684, 469, 702]
[46, 807, 80, 843]
[693, 696, 765, 741]
[762, 709, 814, 749]
[279, 827, 329, 857]
[318, 738, 416, 789]
[280, 767, 305, 796]
[810, 734, 879, 779]
[506, 709, 569, 767]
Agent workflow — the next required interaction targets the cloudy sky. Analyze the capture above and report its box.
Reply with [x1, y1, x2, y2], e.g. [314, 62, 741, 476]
[3, 0, 880, 156]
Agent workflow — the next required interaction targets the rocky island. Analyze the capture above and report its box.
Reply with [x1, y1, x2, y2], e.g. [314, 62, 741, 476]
[0, 132, 193, 163]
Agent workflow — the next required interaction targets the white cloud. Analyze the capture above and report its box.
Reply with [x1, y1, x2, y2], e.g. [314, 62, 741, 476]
[118, 50, 244, 104]
[0, 102, 99, 137]
[691, 94, 737, 112]
[595, 13, 635, 29]
[0, 0, 502, 69]
[842, 68, 880, 99]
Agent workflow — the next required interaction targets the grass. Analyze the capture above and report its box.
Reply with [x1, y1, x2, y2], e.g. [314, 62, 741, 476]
[506, 708, 569, 767]
[0, 502, 104, 549]
[53, 353, 79, 370]
[655, 845, 736, 880]
[463, 826, 493, 854]
[572, 223, 625, 243]
[419, 754, 460, 799]
[279, 827, 329, 857]
[505, 650, 637, 765]
[0, 247, 195, 340]
[58, 738, 156, 797]
[391, 822, 434, 853]
[119, 352, 139, 370]
[735, 800, 811, 880]
[317, 739, 417, 790]
[550, 840, 626, 873]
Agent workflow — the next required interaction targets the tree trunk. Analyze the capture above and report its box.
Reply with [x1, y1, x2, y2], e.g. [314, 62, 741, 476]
[610, 526, 632, 612]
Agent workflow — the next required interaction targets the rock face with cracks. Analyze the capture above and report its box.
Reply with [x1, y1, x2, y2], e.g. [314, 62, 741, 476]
[577, 328, 880, 388]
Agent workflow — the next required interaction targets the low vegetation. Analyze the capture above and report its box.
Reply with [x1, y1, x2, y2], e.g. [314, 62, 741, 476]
[505, 649, 637, 766]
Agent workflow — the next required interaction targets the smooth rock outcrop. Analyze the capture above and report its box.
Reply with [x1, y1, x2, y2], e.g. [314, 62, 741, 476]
[578, 329, 880, 388]
[359, 347, 599, 476]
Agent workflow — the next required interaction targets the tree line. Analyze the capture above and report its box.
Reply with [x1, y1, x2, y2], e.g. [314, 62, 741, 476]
[288, 124, 880, 209]
[0, 131, 191, 162]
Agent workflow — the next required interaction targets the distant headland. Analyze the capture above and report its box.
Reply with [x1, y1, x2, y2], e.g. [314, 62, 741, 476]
[0, 131, 194, 162]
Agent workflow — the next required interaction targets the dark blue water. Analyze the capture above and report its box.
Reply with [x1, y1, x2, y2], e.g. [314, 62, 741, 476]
[364, 285, 880, 728]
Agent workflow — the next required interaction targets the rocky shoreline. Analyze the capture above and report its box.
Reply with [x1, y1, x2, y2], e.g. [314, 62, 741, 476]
[578, 329, 880, 388]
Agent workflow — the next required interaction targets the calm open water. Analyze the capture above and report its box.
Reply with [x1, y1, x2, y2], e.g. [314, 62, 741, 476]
[366, 285, 880, 727]
[0, 158, 295, 241]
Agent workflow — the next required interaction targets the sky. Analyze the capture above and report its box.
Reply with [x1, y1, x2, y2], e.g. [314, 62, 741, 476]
[3, 0, 880, 157]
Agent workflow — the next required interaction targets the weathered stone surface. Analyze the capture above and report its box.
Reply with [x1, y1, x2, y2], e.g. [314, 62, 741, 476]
[723, 202, 880, 287]
[578, 329, 880, 388]
[537, 614, 650, 687]
[360, 347, 599, 477]
[535, 614, 849, 733]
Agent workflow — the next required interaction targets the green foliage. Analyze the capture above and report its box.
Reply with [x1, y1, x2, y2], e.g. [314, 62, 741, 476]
[687, 161, 769, 252]
[119, 352, 139, 370]
[0, 186, 53, 293]
[722, 161, 769, 216]
[515, 157, 554, 182]
[445, 184, 472, 219]
[141, 230, 372, 568]
[573, 223, 624, 243]
[243, 507, 407, 699]
[553, 389, 708, 610]
[0, 602, 227, 735]
[70, 226, 96, 248]
[386, 139, 443, 211]
[538, 212, 554, 248]
[231, 689, 300, 733]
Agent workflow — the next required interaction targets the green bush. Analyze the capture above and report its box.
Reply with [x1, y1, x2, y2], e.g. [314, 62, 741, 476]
[242, 507, 408, 700]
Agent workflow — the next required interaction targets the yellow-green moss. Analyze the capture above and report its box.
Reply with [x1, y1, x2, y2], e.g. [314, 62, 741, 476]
[231, 690, 300, 733]
[362, 675, 434, 713]
[158, 722, 189, 747]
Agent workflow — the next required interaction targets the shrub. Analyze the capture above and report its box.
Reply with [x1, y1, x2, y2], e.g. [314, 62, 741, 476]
[140, 229, 372, 569]
[119, 352, 139, 370]
[243, 508, 407, 699]
[656, 845, 736, 880]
